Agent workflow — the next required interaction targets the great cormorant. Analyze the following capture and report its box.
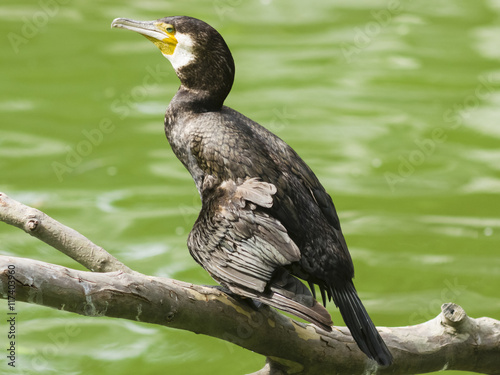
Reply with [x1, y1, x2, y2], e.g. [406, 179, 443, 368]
[111, 16, 392, 366]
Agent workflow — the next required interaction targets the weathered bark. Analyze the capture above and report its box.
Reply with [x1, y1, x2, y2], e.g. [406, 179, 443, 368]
[1, 192, 499, 375]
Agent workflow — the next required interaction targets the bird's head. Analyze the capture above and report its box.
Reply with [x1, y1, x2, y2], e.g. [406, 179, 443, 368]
[111, 16, 235, 108]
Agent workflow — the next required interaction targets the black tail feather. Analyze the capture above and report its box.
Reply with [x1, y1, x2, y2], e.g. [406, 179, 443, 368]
[320, 286, 327, 307]
[308, 280, 317, 300]
[331, 282, 393, 366]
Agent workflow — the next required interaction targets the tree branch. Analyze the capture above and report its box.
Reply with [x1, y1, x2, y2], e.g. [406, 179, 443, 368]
[0, 192, 131, 273]
[1, 192, 499, 374]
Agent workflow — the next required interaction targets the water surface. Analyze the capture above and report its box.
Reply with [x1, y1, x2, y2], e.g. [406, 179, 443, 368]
[1, 0, 499, 374]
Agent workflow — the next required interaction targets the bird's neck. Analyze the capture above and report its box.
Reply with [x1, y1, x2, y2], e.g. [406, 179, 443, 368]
[170, 85, 228, 113]
[172, 53, 235, 112]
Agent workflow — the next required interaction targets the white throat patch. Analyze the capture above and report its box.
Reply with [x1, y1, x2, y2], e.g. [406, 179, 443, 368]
[164, 33, 195, 71]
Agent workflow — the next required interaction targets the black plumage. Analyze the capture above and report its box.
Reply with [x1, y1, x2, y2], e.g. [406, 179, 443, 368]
[112, 15, 392, 366]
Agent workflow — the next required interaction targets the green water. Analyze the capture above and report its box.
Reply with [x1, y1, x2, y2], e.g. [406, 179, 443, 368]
[1, 0, 499, 374]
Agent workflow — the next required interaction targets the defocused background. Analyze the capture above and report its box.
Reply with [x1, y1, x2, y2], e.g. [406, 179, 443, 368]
[1, 0, 499, 374]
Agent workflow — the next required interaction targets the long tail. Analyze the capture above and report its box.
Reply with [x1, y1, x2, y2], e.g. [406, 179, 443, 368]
[331, 281, 393, 366]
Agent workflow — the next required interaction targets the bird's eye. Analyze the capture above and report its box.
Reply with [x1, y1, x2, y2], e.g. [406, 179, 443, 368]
[166, 26, 174, 33]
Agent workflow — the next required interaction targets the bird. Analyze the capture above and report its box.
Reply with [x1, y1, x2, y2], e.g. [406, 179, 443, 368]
[111, 16, 393, 366]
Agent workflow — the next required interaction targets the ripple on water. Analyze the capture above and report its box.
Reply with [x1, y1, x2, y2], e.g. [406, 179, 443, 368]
[461, 177, 500, 194]
[0, 131, 67, 158]
[0, 100, 35, 112]
[466, 105, 500, 140]
[472, 26, 500, 61]
[120, 242, 170, 261]
[467, 148, 500, 172]
[418, 214, 500, 238]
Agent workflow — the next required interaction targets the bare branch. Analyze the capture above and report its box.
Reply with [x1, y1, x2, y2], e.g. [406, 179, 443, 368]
[1, 193, 499, 374]
[0, 192, 131, 273]
[1, 256, 499, 375]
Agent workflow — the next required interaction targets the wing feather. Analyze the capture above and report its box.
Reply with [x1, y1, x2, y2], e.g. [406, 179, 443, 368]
[188, 176, 333, 330]
[188, 177, 300, 293]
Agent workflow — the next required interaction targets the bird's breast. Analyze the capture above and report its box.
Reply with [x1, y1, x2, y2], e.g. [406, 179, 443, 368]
[165, 112, 207, 194]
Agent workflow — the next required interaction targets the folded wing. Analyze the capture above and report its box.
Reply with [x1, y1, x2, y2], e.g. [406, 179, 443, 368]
[188, 176, 332, 330]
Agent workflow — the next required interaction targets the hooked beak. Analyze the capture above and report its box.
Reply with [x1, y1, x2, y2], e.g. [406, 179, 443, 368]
[112, 18, 178, 56]
[111, 18, 166, 41]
